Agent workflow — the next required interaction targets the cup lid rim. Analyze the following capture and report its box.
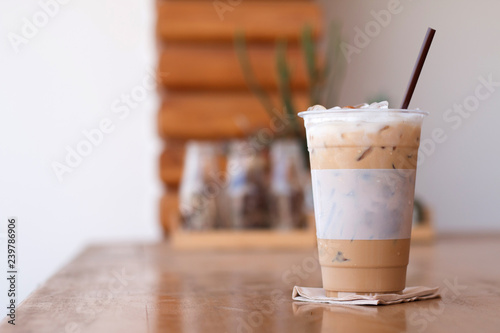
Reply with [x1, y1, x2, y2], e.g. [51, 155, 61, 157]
[298, 109, 429, 118]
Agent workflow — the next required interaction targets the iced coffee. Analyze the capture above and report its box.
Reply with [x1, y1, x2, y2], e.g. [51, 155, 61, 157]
[299, 101, 427, 295]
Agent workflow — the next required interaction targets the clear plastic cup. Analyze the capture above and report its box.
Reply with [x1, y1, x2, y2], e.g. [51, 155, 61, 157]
[298, 108, 427, 295]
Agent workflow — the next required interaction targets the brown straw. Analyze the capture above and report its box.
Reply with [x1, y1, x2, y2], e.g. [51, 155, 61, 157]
[400, 28, 436, 109]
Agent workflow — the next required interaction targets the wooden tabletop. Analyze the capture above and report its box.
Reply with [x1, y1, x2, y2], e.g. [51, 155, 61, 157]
[2, 235, 500, 332]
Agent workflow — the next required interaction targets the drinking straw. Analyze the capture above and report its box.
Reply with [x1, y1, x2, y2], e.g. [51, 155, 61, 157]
[400, 28, 436, 109]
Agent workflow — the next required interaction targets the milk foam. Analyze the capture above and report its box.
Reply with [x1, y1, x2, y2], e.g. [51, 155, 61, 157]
[307, 101, 389, 111]
[304, 101, 421, 126]
[301, 101, 425, 147]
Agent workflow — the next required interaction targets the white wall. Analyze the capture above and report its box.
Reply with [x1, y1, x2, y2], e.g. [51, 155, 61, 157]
[320, 0, 500, 232]
[0, 0, 160, 305]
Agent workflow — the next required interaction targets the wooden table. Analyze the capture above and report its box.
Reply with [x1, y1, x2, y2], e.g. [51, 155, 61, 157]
[2, 235, 500, 332]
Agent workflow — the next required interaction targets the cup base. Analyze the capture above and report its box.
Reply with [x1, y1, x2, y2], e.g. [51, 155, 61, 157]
[321, 265, 407, 294]
[325, 290, 403, 297]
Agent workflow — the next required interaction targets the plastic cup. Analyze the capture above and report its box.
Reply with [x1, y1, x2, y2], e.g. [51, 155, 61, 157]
[298, 108, 427, 295]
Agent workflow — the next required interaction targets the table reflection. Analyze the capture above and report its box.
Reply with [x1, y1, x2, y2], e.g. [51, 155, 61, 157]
[293, 302, 407, 333]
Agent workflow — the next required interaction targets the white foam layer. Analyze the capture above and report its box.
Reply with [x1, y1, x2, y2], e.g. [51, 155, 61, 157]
[307, 101, 389, 112]
[302, 105, 424, 145]
[330, 101, 389, 110]
[302, 101, 424, 127]
[312, 169, 416, 240]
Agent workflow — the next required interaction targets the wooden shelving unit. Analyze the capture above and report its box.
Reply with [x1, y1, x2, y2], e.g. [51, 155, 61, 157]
[156, 0, 322, 241]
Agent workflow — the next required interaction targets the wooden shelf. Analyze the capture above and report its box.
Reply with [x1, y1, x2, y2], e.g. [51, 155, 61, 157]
[155, 0, 323, 236]
[157, 91, 308, 140]
[157, 44, 309, 90]
[157, 1, 321, 43]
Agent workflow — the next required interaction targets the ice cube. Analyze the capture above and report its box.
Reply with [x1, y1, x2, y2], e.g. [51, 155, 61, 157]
[307, 104, 327, 111]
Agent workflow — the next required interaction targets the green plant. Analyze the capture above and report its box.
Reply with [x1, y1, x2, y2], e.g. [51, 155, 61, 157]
[235, 23, 346, 166]
[301, 22, 346, 109]
[276, 39, 300, 138]
[234, 31, 280, 120]
[235, 23, 345, 136]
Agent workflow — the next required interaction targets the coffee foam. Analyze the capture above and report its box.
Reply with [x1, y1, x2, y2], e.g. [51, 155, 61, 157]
[307, 101, 389, 112]
[302, 102, 425, 148]
[304, 101, 421, 125]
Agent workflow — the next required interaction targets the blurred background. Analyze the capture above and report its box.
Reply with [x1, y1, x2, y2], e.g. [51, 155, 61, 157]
[1, 0, 499, 305]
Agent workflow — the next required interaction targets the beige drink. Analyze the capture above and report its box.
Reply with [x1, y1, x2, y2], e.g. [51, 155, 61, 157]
[299, 102, 427, 294]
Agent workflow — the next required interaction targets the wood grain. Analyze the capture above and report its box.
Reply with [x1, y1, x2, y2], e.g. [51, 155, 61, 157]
[157, 44, 309, 90]
[2, 235, 500, 332]
[157, 1, 321, 43]
[158, 91, 309, 139]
